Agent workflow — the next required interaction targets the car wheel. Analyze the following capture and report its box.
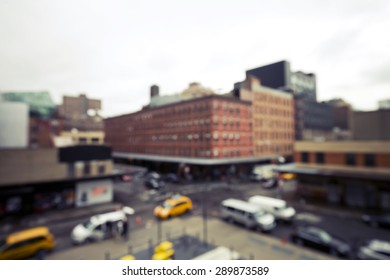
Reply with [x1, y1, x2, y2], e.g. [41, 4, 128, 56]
[34, 249, 46, 260]
[370, 221, 379, 227]
[330, 248, 338, 257]
[256, 225, 264, 232]
[86, 237, 94, 244]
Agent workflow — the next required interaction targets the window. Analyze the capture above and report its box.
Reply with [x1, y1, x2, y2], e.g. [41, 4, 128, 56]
[98, 164, 105, 174]
[301, 152, 309, 163]
[84, 162, 91, 175]
[316, 153, 324, 164]
[364, 154, 376, 167]
[346, 153, 356, 166]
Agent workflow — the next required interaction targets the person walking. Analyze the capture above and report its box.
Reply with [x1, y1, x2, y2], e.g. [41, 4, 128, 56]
[122, 220, 129, 240]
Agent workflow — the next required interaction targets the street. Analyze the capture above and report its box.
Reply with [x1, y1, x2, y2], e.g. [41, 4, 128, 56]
[38, 176, 390, 259]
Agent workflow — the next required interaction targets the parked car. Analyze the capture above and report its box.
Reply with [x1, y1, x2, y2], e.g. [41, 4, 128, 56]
[152, 241, 175, 260]
[154, 194, 192, 219]
[121, 175, 132, 182]
[361, 213, 390, 228]
[357, 239, 390, 260]
[290, 226, 351, 258]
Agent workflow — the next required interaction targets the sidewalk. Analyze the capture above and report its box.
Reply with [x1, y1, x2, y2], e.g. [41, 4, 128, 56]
[46, 216, 333, 260]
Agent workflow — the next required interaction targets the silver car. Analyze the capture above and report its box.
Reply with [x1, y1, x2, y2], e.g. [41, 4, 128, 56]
[358, 239, 390, 260]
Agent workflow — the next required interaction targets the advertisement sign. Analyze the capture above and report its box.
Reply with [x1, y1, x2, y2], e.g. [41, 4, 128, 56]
[76, 179, 113, 207]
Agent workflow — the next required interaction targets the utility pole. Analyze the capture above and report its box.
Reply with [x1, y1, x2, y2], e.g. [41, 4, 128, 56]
[157, 218, 162, 244]
[202, 183, 208, 246]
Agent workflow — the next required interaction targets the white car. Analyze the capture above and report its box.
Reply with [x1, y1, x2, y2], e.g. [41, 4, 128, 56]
[358, 239, 390, 260]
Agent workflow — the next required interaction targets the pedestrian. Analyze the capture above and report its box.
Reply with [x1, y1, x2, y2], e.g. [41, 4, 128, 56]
[116, 220, 124, 239]
[122, 220, 129, 240]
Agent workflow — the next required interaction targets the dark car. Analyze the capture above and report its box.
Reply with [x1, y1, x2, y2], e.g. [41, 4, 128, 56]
[361, 213, 390, 228]
[144, 172, 165, 190]
[163, 173, 180, 184]
[291, 226, 351, 258]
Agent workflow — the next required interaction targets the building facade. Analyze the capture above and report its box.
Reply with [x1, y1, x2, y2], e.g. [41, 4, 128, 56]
[378, 99, 390, 109]
[0, 102, 29, 148]
[278, 141, 390, 210]
[1, 91, 60, 148]
[235, 76, 295, 159]
[58, 93, 103, 131]
[245, 60, 317, 101]
[240, 61, 350, 141]
[352, 109, 390, 140]
[0, 146, 114, 219]
[105, 94, 253, 160]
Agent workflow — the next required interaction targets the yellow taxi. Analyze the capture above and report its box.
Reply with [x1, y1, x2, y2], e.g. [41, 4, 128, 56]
[280, 173, 296, 180]
[152, 241, 175, 260]
[154, 194, 192, 220]
[0, 227, 55, 260]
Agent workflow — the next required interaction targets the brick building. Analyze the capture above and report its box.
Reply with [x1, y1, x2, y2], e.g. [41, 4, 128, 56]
[277, 141, 390, 210]
[235, 76, 295, 159]
[105, 79, 296, 179]
[105, 94, 253, 159]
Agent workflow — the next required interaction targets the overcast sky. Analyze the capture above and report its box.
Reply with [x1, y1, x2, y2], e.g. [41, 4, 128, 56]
[1, 0, 389, 117]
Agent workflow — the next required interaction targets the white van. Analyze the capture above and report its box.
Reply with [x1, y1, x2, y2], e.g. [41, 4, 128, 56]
[248, 195, 295, 222]
[220, 199, 276, 231]
[71, 207, 134, 244]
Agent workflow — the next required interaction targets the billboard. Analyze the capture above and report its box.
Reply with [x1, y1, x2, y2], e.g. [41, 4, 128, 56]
[75, 179, 113, 207]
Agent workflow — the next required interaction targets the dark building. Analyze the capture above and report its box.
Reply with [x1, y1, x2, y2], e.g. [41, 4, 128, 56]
[246, 60, 317, 101]
[246, 61, 292, 92]
[295, 97, 334, 141]
[352, 109, 390, 140]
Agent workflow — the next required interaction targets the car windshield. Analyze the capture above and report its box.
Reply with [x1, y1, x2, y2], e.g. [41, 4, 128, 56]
[318, 231, 332, 243]
[254, 210, 267, 218]
[275, 205, 288, 212]
[82, 220, 95, 230]
[162, 201, 173, 209]
[0, 239, 6, 252]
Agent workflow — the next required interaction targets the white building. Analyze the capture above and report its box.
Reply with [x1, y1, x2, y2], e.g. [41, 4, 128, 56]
[0, 102, 29, 148]
[379, 99, 390, 109]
